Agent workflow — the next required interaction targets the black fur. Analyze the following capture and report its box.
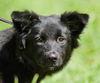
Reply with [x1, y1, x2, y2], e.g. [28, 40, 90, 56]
[0, 11, 89, 83]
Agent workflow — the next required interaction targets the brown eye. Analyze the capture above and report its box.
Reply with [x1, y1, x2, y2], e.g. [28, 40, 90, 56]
[37, 38, 43, 42]
[35, 37, 43, 43]
[57, 37, 66, 43]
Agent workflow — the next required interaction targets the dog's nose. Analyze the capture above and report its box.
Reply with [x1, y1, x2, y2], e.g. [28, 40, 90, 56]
[48, 52, 58, 62]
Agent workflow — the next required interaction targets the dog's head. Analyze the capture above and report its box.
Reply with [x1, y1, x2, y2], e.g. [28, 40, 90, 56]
[11, 11, 89, 70]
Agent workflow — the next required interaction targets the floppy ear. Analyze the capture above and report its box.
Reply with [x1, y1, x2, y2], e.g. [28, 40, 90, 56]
[11, 11, 39, 33]
[61, 12, 89, 48]
[61, 12, 89, 38]
[11, 11, 40, 49]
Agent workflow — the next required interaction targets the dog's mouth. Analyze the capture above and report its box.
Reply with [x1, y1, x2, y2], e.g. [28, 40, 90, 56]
[38, 58, 63, 71]
[48, 62, 60, 70]
[36, 52, 63, 70]
[42, 63, 58, 71]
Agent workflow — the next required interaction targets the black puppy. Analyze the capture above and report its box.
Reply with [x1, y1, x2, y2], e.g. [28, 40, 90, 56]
[0, 11, 89, 83]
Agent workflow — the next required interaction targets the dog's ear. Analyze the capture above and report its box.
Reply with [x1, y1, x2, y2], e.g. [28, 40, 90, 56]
[11, 11, 39, 33]
[11, 11, 40, 49]
[61, 12, 89, 38]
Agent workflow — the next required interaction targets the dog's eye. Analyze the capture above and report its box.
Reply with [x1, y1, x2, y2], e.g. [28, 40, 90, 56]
[34, 35, 46, 43]
[57, 37, 66, 44]
[35, 37, 43, 43]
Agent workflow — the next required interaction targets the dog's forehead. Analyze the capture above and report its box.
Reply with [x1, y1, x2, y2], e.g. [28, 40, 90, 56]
[34, 15, 69, 34]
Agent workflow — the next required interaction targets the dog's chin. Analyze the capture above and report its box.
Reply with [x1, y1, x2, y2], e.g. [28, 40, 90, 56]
[39, 62, 62, 71]
[48, 64, 60, 71]
[48, 66, 55, 71]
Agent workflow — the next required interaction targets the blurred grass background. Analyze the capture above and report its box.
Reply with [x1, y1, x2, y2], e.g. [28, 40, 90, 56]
[0, 0, 100, 83]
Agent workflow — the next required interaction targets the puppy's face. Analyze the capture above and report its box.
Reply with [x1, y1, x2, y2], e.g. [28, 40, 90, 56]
[11, 11, 89, 70]
[28, 16, 71, 70]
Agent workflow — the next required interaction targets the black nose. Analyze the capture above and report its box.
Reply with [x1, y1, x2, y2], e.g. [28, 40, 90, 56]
[48, 52, 58, 62]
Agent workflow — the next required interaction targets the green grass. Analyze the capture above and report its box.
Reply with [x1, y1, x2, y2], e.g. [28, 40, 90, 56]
[0, 0, 100, 83]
